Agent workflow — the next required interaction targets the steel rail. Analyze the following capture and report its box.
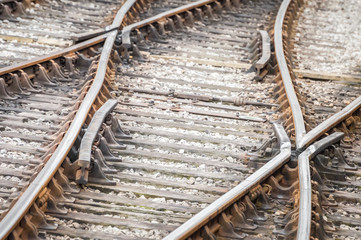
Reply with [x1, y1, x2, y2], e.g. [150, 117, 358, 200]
[76, 99, 118, 184]
[274, 0, 360, 238]
[164, 123, 291, 240]
[0, 0, 138, 76]
[274, 0, 306, 149]
[0, 0, 137, 238]
[298, 96, 361, 150]
[297, 131, 344, 239]
[72, 0, 142, 42]
[0, 34, 108, 76]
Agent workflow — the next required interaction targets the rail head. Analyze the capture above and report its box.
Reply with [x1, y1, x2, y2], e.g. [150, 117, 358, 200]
[0, 0, 144, 77]
[274, 0, 306, 148]
[164, 123, 291, 240]
[298, 96, 361, 150]
[0, 34, 108, 77]
[0, 0, 137, 238]
[297, 131, 344, 240]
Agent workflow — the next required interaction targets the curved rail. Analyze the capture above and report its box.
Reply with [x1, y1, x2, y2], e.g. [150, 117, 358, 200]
[76, 99, 118, 184]
[297, 132, 344, 239]
[297, 148, 312, 240]
[299, 96, 361, 150]
[164, 123, 291, 240]
[164, 0, 306, 238]
[0, 0, 142, 77]
[0, 0, 137, 238]
[273, 0, 312, 237]
[274, 0, 360, 238]
[274, 0, 306, 149]
[0, 34, 108, 76]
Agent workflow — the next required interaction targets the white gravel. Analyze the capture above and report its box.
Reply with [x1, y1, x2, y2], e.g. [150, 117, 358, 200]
[294, 0, 361, 74]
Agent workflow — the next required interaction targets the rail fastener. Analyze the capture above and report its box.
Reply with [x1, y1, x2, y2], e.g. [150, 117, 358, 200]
[0, 0, 142, 238]
[165, 123, 291, 239]
[75, 99, 131, 185]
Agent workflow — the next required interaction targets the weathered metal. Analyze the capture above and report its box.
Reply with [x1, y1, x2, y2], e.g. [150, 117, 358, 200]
[164, 123, 291, 240]
[76, 99, 118, 184]
[274, 0, 306, 148]
[0, 0, 138, 238]
[297, 132, 344, 239]
[122, 0, 222, 48]
[298, 96, 361, 150]
[254, 30, 271, 80]
[0, 34, 107, 77]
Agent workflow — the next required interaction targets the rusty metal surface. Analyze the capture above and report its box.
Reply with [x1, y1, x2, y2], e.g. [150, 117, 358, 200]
[0, 34, 108, 76]
[0, 0, 137, 238]
[0, 0, 142, 75]
[298, 96, 361, 150]
[2, 0, 358, 238]
[297, 132, 344, 239]
[164, 123, 291, 240]
[122, 0, 217, 47]
[0, 0, 33, 3]
[274, 0, 306, 148]
[273, 0, 361, 238]
[73, 0, 141, 42]
[0, 0, 30, 15]
[0, 0, 128, 67]
[159, 0, 359, 238]
[77, 99, 118, 184]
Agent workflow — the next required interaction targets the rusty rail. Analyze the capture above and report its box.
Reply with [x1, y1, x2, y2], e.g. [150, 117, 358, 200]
[164, 123, 291, 240]
[0, 0, 138, 238]
[298, 96, 361, 150]
[297, 132, 344, 239]
[273, 0, 311, 238]
[274, 0, 360, 238]
[76, 99, 118, 184]
[274, 0, 306, 148]
[0, 34, 108, 77]
[0, 0, 142, 78]
[161, 0, 358, 238]
[161, 1, 302, 238]
[121, 0, 226, 47]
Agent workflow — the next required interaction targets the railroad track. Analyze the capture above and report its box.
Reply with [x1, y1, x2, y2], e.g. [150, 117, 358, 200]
[0, 0, 203, 219]
[166, 0, 361, 239]
[0, 0, 197, 67]
[0, 0, 360, 239]
[0, 0, 126, 67]
[0, 0, 144, 216]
